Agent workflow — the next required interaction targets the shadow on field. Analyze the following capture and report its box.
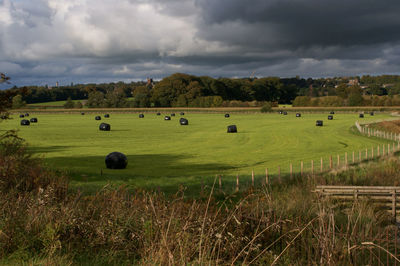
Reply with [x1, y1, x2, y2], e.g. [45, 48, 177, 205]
[28, 146, 71, 154]
[37, 153, 240, 194]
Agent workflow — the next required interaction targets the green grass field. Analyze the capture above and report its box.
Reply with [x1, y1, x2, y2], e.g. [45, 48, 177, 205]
[0, 112, 393, 194]
[27, 99, 86, 107]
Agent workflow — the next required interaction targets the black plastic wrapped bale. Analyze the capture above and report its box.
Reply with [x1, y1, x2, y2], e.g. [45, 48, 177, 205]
[105, 152, 127, 169]
[296, 113, 301, 117]
[180, 112, 185, 115]
[370, 112, 374, 116]
[30, 118, 38, 123]
[171, 113, 175, 117]
[20, 119, 30, 126]
[25, 113, 29, 117]
[180, 118, 188, 125]
[1, 115, 7, 120]
[328, 115, 333, 120]
[283, 111, 287, 115]
[225, 114, 230, 118]
[359, 114, 364, 118]
[139, 114, 144, 118]
[227, 125, 237, 133]
[330, 111, 335, 114]
[99, 123, 111, 131]
[164, 116, 171, 120]
[104, 114, 110, 118]
[316, 120, 323, 126]
[156, 112, 161, 116]
[19, 114, 24, 118]
[95, 116, 101, 120]
[81, 112, 85, 115]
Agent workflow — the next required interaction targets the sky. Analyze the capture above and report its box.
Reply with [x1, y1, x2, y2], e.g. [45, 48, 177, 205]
[1, 0, 400, 87]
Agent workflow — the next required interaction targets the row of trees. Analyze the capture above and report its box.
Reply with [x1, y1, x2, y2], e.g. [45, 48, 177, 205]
[8, 73, 400, 108]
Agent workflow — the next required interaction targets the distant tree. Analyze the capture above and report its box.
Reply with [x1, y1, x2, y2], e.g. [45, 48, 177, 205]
[104, 90, 128, 108]
[292, 96, 312, 107]
[63, 97, 75, 108]
[12, 95, 26, 109]
[348, 93, 364, 106]
[260, 102, 273, 112]
[86, 91, 105, 108]
[74, 101, 83, 109]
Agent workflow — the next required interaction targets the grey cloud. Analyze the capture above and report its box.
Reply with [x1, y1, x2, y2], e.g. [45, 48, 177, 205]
[1, 0, 400, 86]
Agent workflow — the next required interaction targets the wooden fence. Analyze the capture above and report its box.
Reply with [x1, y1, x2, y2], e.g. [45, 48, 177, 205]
[314, 185, 400, 221]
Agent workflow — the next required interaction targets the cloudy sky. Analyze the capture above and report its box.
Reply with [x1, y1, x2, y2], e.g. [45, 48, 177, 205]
[1, 0, 400, 87]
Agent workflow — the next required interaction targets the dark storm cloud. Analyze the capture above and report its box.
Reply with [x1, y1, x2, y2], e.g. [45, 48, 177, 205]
[196, 0, 400, 48]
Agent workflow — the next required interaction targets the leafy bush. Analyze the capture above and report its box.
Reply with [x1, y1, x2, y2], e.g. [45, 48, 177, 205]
[260, 102, 273, 112]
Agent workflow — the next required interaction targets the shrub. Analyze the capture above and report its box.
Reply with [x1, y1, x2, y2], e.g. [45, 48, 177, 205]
[260, 102, 273, 112]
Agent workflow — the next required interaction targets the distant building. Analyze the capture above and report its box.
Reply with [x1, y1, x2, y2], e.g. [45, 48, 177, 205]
[56, 81, 59, 87]
[348, 79, 359, 86]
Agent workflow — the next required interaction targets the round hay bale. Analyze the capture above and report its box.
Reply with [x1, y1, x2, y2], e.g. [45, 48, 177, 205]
[328, 115, 333, 120]
[225, 114, 230, 118]
[330, 111, 335, 114]
[359, 113, 364, 118]
[316, 120, 323, 126]
[180, 112, 185, 115]
[19, 114, 24, 118]
[296, 113, 301, 117]
[283, 111, 287, 115]
[105, 152, 127, 169]
[171, 113, 175, 117]
[139, 114, 144, 118]
[99, 123, 111, 131]
[20, 119, 30, 126]
[156, 112, 161, 116]
[1, 115, 6, 120]
[227, 125, 237, 133]
[164, 116, 171, 120]
[25, 113, 29, 117]
[180, 118, 188, 125]
[30, 118, 38, 123]
[370, 112, 374, 116]
[104, 114, 110, 118]
[95, 116, 101, 120]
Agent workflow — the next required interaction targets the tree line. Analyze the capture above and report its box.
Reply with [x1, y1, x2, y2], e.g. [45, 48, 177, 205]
[6, 73, 400, 108]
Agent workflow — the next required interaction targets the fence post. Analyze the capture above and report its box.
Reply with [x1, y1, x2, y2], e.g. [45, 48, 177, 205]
[365, 148, 368, 159]
[378, 145, 380, 156]
[352, 151, 355, 164]
[278, 166, 281, 183]
[218, 175, 222, 192]
[392, 190, 396, 220]
[359, 150, 362, 162]
[337, 154, 340, 167]
[311, 160, 314, 175]
[345, 152, 348, 168]
[265, 168, 269, 185]
[236, 174, 239, 192]
[320, 158, 323, 173]
[388, 144, 391, 155]
[301, 161, 303, 177]
[371, 146, 374, 159]
[290, 163, 293, 179]
[383, 144, 385, 156]
[251, 170, 254, 187]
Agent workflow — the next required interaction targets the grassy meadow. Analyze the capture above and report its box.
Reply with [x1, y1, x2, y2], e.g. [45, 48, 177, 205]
[0, 111, 393, 194]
